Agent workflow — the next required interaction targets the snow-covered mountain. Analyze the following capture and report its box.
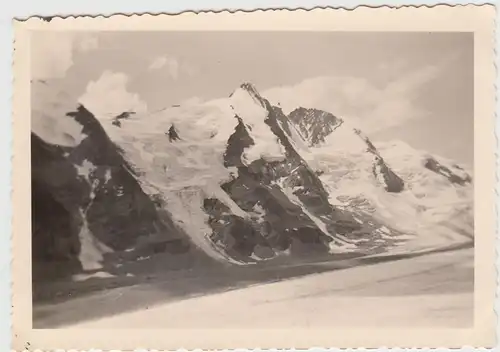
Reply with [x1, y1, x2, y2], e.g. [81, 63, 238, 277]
[31, 80, 474, 281]
[278, 106, 473, 252]
[31, 80, 196, 281]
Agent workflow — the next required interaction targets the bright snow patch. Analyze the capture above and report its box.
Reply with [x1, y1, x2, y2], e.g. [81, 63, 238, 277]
[77, 213, 111, 271]
[75, 159, 113, 270]
[72, 271, 116, 282]
[230, 87, 286, 163]
[250, 203, 266, 224]
[31, 80, 87, 147]
[104, 169, 112, 184]
[74, 159, 96, 183]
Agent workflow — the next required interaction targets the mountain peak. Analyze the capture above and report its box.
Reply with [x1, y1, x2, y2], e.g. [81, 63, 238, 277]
[287, 107, 343, 146]
[229, 82, 266, 106]
[239, 82, 260, 96]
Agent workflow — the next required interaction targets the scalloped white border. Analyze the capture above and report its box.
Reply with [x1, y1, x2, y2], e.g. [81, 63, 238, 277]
[11, 4, 497, 350]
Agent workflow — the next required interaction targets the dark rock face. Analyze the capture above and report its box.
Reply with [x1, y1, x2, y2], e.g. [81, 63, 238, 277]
[65, 106, 183, 250]
[203, 198, 273, 261]
[424, 157, 472, 185]
[167, 124, 181, 142]
[32, 133, 88, 280]
[288, 107, 342, 146]
[272, 106, 293, 137]
[32, 105, 188, 280]
[220, 170, 331, 255]
[372, 156, 405, 193]
[352, 130, 405, 193]
[222, 88, 337, 256]
[223, 116, 254, 167]
[112, 111, 135, 127]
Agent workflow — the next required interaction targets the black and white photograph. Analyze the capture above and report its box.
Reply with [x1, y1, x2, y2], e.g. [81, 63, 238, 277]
[11, 5, 496, 350]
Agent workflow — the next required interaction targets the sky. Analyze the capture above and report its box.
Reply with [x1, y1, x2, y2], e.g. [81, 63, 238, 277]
[31, 31, 473, 165]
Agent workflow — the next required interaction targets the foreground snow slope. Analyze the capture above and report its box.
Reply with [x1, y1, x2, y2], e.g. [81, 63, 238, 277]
[69, 248, 473, 328]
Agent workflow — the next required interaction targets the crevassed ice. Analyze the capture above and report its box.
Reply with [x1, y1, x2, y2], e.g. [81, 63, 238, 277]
[99, 101, 241, 262]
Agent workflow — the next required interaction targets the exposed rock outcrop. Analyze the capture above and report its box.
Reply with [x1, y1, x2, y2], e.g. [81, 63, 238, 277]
[424, 157, 472, 186]
[288, 107, 342, 146]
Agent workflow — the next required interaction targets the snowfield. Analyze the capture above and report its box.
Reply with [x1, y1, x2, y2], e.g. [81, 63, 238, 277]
[67, 247, 473, 328]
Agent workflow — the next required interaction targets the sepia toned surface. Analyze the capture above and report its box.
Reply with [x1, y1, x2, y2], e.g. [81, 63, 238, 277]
[12, 5, 496, 350]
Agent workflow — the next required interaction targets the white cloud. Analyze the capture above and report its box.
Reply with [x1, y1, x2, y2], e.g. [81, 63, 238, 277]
[77, 35, 99, 52]
[149, 55, 179, 79]
[179, 96, 204, 106]
[263, 63, 440, 134]
[31, 32, 99, 80]
[31, 32, 73, 80]
[78, 71, 148, 120]
[148, 54, 196, 80]
[384, 64, 439, 97]
[149, 56, 168, 70]
[31, 80, 87, 147]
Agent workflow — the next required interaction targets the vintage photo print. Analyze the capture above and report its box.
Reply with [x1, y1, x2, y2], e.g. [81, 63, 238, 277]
[11, 4, 496, 350]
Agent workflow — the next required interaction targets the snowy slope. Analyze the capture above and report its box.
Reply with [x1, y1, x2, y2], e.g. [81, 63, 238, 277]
[369, 140, 473, 251]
